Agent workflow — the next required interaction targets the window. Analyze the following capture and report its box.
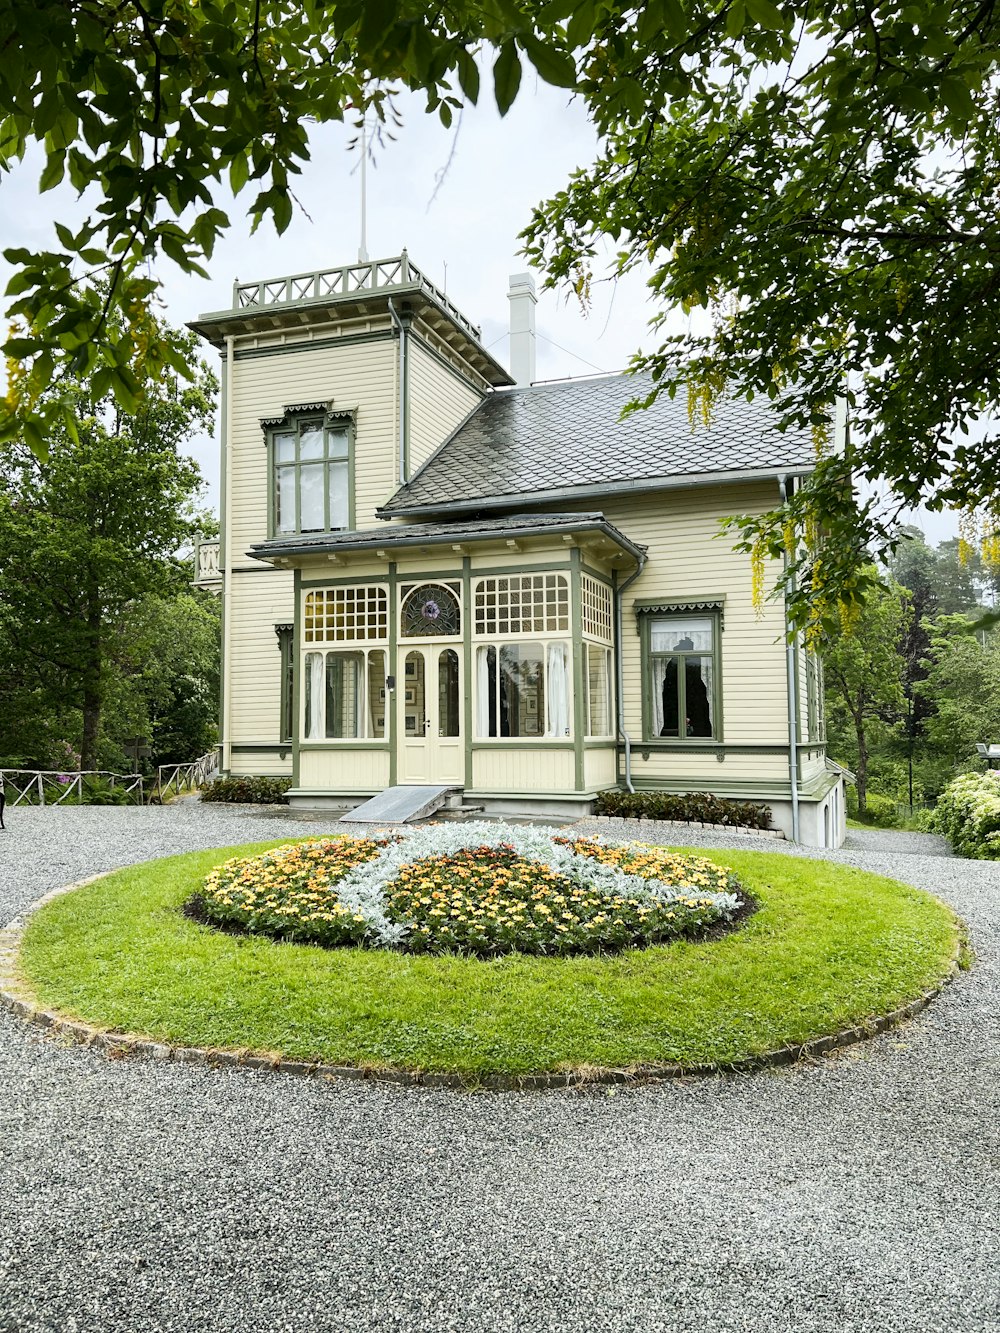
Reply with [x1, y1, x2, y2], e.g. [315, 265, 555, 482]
[268, 412, 352, 536]
[304, 649, 386, 740]
[474, 574, 569, 636]
[581, 575, 613, 642]
[304, 586, 387, 643]
[805, 650, 824, 742]
[644, 614, 720, 740]
[475, 642, 571, 738]
[400, 583, 461, 637]
[585, 644, 614, 738]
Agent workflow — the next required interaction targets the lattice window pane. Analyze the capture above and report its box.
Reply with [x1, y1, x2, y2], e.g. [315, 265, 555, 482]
[474, 574, 570, 636]
[303, 586, 388, 643]
[581, 575, 614, 644]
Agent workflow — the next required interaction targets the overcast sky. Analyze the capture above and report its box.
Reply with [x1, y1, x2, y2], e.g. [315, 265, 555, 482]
[1, 77, 956, 541]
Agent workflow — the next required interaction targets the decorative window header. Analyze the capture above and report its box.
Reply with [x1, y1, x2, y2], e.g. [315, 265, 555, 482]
[259, 401, 356, 432]
[635, 598, 725, 630]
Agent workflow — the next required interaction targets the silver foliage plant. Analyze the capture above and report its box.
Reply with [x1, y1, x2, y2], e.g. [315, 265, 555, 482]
[330, 821, 741, 947]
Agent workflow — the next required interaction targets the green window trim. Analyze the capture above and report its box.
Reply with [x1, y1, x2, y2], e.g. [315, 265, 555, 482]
[263, 405, 356, 538]
[275, 623, 294, 744]
[638, 607, 724, 744]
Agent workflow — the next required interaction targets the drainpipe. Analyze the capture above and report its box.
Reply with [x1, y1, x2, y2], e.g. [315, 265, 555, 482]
[779, 474, 800, 842]
[222, 335, 235, 775]
[615, 550, 648, 792]
[387, 298, 410, 485]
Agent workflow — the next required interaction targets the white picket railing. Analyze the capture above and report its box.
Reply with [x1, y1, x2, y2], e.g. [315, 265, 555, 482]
[154, 750, 219, 802]
[1, 770, 145, 806]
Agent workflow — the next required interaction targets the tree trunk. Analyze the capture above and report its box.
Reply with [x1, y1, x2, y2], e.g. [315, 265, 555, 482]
[80, 590, 102, 771]
[855, 719, 869, 816]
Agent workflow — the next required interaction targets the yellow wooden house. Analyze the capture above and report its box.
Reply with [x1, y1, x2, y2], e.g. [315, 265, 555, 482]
[190, 253, 845, 846]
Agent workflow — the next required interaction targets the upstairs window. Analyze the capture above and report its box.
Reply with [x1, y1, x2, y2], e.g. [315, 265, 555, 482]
[264, 406, 353, 537]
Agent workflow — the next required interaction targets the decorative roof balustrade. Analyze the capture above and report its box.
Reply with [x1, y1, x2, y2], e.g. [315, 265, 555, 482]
[231, 252, 482, 342]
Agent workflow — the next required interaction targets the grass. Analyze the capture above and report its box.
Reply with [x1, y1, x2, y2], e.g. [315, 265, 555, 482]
[17, 839, 961, 1078]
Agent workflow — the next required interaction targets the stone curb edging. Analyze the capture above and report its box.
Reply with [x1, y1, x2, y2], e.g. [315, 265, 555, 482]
[589, 815, 785, 838]
[0, 872, 962, 1093]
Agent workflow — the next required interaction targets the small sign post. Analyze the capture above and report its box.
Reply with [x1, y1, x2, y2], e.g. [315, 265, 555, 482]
[124, 736, 151, 774]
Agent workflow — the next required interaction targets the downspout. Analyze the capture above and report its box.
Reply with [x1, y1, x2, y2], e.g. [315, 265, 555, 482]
[387, 298, 409, 485]
[615, 550, 648, 792]
[222, 334, 235, 775]
[779, 474, 800, 842]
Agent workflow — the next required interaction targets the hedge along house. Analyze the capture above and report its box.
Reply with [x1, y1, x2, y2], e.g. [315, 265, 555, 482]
[190, 253, 847, 847]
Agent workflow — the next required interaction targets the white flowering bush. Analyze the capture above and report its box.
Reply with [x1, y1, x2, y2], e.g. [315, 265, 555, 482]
[931, 771, 1000, 859]
[196, 821, 744, 957]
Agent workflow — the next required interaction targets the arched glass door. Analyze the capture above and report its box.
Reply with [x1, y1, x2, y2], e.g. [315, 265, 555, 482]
[399, 645, 463, 784]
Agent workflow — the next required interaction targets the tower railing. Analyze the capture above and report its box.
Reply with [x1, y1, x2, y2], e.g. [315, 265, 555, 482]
[231, 253, 482, 342]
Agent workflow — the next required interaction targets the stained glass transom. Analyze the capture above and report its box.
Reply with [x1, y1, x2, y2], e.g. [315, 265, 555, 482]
[304, 586, 388, 643]
[581, 575, 614, 643]
[474, 574, 570, 637]
[400, 583, 461, 637]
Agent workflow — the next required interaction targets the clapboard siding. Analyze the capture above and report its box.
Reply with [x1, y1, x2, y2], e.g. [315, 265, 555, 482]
[228, 335, 398, 560]
[564, 484, 793, 775]
[227, 570, 294, 745]
[407, 340, 483, 477]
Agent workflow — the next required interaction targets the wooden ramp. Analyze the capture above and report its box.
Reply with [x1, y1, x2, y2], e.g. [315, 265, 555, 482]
[342, 785, 460, 824]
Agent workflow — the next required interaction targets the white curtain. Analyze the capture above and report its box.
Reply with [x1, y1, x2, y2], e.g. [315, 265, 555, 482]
[305, 652, 324, 739]
[367, 651, 384, 738]
[475, 646, 493, 738]
[545, 642, 570, 737]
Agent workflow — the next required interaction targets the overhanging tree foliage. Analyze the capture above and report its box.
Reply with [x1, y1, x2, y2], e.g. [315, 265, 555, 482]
[3, 1, 1000, 632]
[0, 0, 576, 453]
[520, 1, 1000, 633]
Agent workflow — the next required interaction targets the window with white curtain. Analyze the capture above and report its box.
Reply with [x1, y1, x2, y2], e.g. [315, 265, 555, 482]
[585, 644, 614, 738]
[475, 641, 571, 738]
[304, 649, 386, 740]
[646, 615, 718, 740]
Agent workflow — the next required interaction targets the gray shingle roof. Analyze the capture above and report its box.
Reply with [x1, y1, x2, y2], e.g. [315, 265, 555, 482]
[380, 373, 816, 515]
[249, 512, 646, 562]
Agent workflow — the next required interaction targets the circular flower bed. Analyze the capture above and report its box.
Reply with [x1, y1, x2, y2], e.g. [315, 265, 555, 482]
[193, 823, 744, 957]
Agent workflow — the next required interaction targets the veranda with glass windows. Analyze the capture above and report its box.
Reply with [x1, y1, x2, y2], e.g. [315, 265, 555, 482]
[294, 565, 618, 799]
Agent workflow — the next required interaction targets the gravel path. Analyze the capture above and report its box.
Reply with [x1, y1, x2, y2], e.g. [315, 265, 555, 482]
[1, 804, 999, 1333]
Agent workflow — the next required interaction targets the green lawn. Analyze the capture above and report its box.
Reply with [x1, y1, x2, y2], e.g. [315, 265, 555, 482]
[17, 839, 961, 1078]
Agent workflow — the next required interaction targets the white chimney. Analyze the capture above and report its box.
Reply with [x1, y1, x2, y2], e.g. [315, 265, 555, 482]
[507, 272, 537, 387]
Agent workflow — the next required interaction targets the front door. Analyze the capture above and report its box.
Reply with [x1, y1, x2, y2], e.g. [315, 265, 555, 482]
[399, 645, 463, 784]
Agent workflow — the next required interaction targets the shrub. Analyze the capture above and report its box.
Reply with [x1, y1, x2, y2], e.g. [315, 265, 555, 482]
[931, 771, 1000, 859]
[193, 822, 745, 957]
[856, 792, 901, 828]
[593, 789, 772, 829]
[201, 776, 291, 805]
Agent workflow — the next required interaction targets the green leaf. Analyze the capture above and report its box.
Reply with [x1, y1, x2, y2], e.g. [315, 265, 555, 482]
[520, 34, 577, 89]
[939, 75, 976, 123]
[725, 0, 747, 37]
[39, 152, 65, 193]
[745, 0, 785, 30]
[456, 47, 480, 103]
[493, 40, 522, 115]
[229, 151, 249, 194]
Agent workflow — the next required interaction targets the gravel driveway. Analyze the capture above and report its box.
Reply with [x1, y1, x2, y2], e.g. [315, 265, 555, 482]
[0, 804, 998, 1333]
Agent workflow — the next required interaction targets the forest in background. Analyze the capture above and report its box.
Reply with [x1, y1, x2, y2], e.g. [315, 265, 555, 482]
[824, 528, 1000, 822]
[0, 322, 220, 777]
